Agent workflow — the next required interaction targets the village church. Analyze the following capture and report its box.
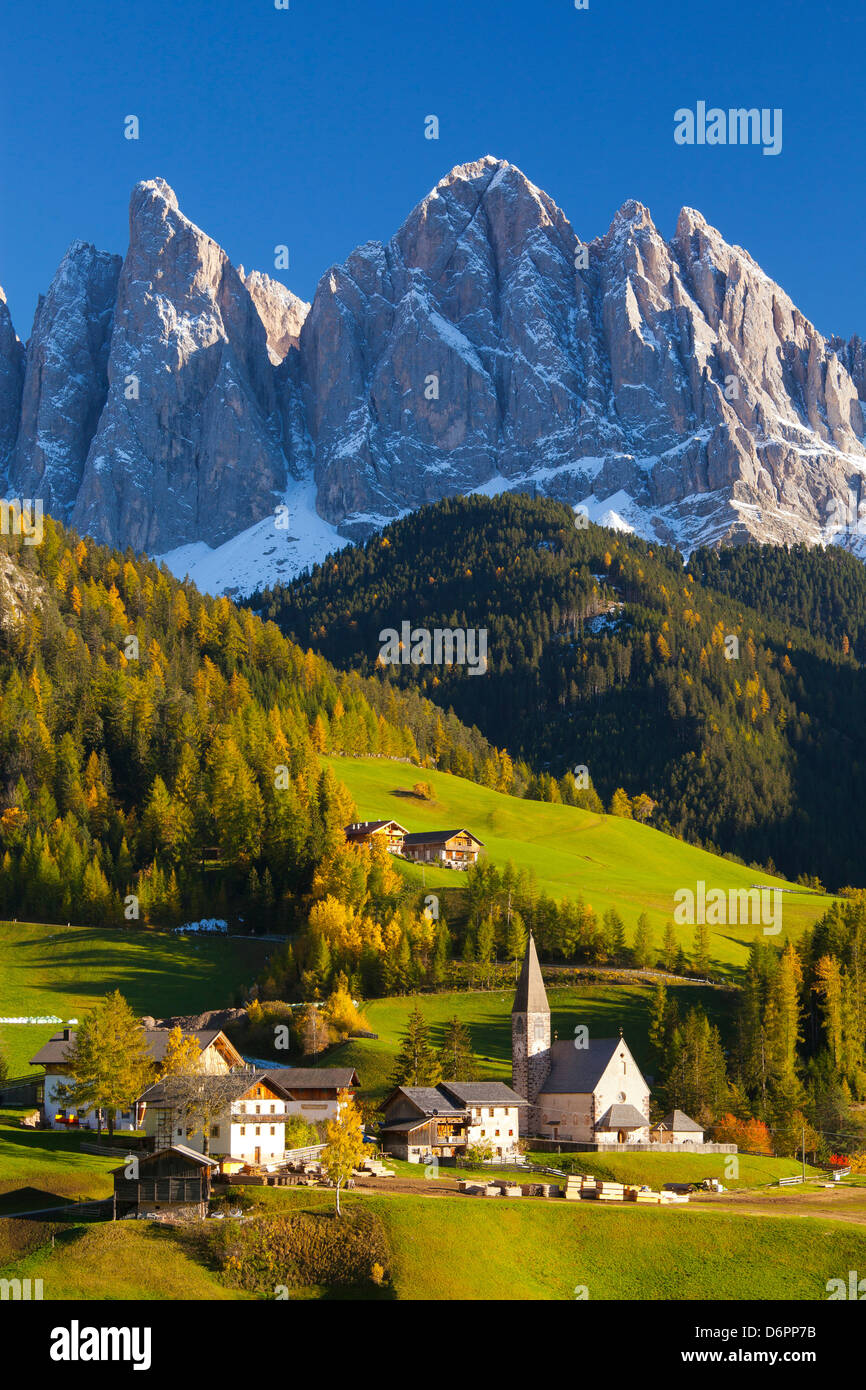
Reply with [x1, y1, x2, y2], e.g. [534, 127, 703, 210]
[511, 935, 705, 1148]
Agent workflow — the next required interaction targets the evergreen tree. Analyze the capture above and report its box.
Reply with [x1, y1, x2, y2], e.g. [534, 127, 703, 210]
[390, 1004, 441, 1088]
[438, 1016, 478, 1082]
[57, 991, 154, 1136]
[662, 921, 677, 972]
[632, 912, 654, 969]
[602, 908, 626, 964]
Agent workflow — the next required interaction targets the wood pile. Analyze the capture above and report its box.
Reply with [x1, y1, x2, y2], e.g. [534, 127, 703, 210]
[361, 1159, 394, 1177]
[564, 1175, 691, 1206]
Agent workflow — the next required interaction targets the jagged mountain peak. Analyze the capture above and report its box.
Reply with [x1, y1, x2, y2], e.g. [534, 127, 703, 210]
[131, 176, 181, 217]
[5, 161, 866, 595]
[609, 198, 656, 232]
[239, 268, 310, 363]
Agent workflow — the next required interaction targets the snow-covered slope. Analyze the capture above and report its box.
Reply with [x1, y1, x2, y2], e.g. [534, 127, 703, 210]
[156, 477, 347, 596]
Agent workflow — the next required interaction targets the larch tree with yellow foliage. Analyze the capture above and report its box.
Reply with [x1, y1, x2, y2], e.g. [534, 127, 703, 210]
[322, 1088, 366, 1215]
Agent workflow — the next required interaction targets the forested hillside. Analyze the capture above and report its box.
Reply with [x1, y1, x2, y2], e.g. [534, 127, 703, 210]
[0, 519, 509, 928]
[690, 541, 866, 658]
[253, 494, 866, 888]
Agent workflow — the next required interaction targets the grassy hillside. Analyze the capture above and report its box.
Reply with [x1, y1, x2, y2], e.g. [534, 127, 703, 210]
[382, 1151, 816, 1191]
[370, 1195, 859, 1301]
[0, 921, 272, 1076]
[325, 756, 834, 970]
[0, 1107, 118, 1205]
[4, 1185, 863, 1301]
[539, 1151, 816, 1189]
[261, 493, 866, 887]
[321, 985, 734, 1101]
[0, 1220, 251, 1300]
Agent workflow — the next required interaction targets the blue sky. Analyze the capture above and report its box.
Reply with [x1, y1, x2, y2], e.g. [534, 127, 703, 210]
[2, 0, 864, 340]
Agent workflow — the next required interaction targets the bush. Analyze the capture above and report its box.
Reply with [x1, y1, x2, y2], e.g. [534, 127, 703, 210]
[218, 1185, 255, 1211]
[284, 1115, 319, 1150]
[214, 1210, 390, 1292]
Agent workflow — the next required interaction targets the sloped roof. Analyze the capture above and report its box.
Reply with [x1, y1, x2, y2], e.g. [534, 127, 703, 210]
[383, 1086, 467, 1118]
[344, 820, 407, 835]
[30, 1026, 230, 1068]
[378, 1118, 432, 1134]
[595, 1103, 650, 1130]
[654, 1110, 704, 1133]
[402, 829, 483, 847]
[112, 1143, 218, 1174]
[512, 934, 549, 1015]
[262, 1067, 360, 1092]
[440, 1081, 528, 1107]
[539, 1037, 622, 1094]
[139, 1069, 289, 1107]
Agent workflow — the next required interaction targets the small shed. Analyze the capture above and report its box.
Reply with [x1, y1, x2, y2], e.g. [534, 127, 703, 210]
[651, 1110, 705, 1145]
[112, 1144, 218, 1216]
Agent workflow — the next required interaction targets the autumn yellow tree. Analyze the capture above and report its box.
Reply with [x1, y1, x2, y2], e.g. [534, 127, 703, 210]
[322, 1088, 366, 1216]
[159, 1025, 202, 1077]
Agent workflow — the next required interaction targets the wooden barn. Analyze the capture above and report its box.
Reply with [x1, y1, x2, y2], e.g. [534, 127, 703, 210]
[401, 829, 483, 869]
[112, 1144, 218, 1217]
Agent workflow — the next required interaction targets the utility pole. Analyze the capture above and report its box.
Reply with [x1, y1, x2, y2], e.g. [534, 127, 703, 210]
[802, 1123, 806, 1183]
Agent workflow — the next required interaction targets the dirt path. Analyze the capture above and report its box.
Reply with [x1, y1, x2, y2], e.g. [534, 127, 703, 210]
[689, 1186, 866, 1224]
[350, 1175, 866, 1223]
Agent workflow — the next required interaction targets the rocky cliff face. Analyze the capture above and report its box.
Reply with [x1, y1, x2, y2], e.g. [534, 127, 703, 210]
[68, 179, 291, 552]
[240, 269, 309, 363]
[0, 288, 25, 475]
[303, 157, 866, 552]
[4, 158, 866, 588]
[7, 243, 121, 518]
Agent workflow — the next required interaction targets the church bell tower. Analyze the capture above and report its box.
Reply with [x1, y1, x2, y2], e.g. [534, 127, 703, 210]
[511, 934, 551, 1131]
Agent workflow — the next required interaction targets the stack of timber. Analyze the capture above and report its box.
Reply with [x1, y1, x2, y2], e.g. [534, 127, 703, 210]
[597, 1182, 627, 1202]
[360, 1158, 394, 1177]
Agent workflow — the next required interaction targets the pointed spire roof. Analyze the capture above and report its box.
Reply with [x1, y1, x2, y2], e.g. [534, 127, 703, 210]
[512, 934, 549, 1015]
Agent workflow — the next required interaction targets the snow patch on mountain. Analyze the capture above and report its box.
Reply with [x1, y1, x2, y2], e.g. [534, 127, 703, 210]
[157, 478, 347, 596]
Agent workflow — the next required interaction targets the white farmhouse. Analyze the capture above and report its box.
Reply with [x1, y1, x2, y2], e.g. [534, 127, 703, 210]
[379, 1081, 527, 1162]
[138, 1071, 291, 1166]
[259, 1066, 360, 1125]
[29, 1025, 244, 1132]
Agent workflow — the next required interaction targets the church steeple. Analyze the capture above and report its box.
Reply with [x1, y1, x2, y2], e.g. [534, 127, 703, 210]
[512, 932, 549, 1016]
[511, 934, 551, 1128]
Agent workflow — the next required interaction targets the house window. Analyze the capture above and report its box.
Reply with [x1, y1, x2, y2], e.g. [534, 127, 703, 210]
[176, 1128, 182, 1137]
[255, 1105, 261, 1115]
[270, 1127, 276, 1136]
[509, 1130, 514, 1137]
[240, 1126, 246, 1136]
[211, 1125, 220, 1138]
[270, 1104, 275, 1114]
[488, 1108, 494, 1118]
[495, 1129, 500, 1137]
[255, 1126, 261, 1136]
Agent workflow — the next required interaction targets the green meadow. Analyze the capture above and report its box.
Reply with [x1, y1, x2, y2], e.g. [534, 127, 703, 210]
[2, 1185, 860, 1301]
[381, 1151, 814, 1192]
[0, 1107, 118, 1206]
[326, 755, 835, 970]
[0, 921, 273, 1075]
[324, 985, 735, 1101]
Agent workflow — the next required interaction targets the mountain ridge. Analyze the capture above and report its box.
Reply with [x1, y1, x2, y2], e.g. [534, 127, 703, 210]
[3, 156, 866, 594]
